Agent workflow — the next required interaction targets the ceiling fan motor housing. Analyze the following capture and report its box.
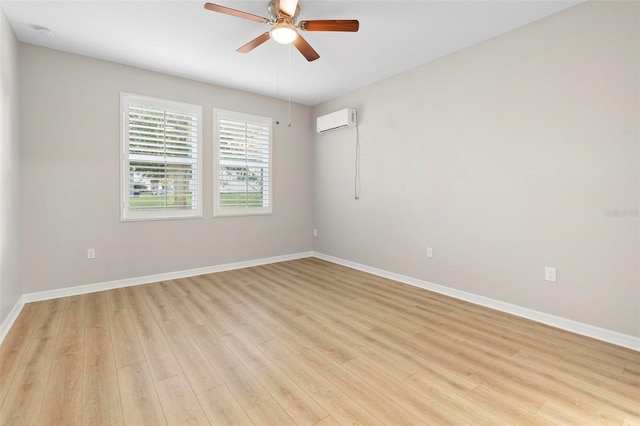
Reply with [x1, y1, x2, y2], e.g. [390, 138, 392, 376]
[268, 0, 300, 23]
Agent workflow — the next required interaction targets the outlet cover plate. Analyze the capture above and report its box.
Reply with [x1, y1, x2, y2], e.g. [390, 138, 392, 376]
[545, 267, 556, 282]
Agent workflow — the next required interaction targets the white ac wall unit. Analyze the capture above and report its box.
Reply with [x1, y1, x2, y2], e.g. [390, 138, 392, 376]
[317, 108, 357, 134]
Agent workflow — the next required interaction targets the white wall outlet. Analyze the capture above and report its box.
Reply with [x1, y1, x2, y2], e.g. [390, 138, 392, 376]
[87, 248, 96, 259]
[313, 229, 318, 237]
[545, 267, 556, 282]
[427, 247, 433, 258]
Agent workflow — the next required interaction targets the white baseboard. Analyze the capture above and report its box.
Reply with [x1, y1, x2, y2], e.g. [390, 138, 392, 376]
[0, 295, 25, 345]
[22, 251, 314, 303]
[3, 250, 638, 352]
[313, 252, 640, 352]
[0, 251, 313, 345]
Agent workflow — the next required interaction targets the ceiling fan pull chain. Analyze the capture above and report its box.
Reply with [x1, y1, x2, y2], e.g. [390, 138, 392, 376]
[288, 44, 292, 127]
[276, 43, 280, 99]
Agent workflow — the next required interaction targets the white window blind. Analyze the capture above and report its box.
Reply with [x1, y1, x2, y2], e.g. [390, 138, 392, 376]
[214, 109, 272, 216]
[121, 93, 202, 221]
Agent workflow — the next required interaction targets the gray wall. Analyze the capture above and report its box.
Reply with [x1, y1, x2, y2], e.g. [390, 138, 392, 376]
[20, 45, 314, 294]
[0, 12, 22, 325]
[313, 1, 639, 337]
[9, 1, 640, 339]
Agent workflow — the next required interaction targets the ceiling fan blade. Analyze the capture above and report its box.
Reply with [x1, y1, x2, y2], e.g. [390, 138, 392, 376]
[237, 32, 271, 53]
[279, 0, 299, 17]
[204, 3, 269, 24]
[299, 20, 359, 32]
[293, 34, 320, 62]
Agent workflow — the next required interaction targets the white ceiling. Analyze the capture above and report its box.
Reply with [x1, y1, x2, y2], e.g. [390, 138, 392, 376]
[2, 0, 582, 106]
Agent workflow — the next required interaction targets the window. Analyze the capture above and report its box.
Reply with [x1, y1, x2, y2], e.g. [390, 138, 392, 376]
[214, 109, 273, 216]
[121, 93, 202, 221]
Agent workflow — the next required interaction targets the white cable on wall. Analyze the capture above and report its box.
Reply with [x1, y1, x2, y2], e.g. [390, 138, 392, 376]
[355, 126, 360, 200]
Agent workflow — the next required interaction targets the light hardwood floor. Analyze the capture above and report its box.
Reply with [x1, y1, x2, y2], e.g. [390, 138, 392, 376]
[1, 258, 639, 425]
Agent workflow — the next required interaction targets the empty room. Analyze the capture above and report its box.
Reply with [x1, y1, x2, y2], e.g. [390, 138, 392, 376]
[1, 0, 638, 424]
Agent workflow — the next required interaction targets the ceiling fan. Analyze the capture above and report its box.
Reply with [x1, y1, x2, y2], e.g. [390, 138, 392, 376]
[204, 0, 359, 62]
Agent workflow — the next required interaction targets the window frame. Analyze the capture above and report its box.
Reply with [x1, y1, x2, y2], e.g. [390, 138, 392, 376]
[120, 93, 203, 221]
[213, 109, 273, 217]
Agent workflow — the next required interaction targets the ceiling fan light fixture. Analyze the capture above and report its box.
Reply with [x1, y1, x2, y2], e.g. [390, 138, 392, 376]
[270, 22, 298, 44]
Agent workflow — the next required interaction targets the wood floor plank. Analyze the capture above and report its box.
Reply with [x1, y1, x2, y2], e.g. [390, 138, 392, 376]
[314, 415, 341, 426]
[449, 312, 568, 362]
[38, 350, 85, 424]
[173, 349, 223, 394]
[187, 294, 237, 336]
[0, 298, 66, 426]
[537, 400, 615, 425]
[159, 318, 223, 393]
[85, 291, 110, 329]
[259, 339, 383, 426]
[107, 288, 128, 312]
[423, 327, 640, 421]
[186, 275, 226, 301]
[82, 320, 124, 426]
[1, 259, 638, 425]
[410, 331, 552, 413]
[237, 318, 276, 346]
[403, 371, 508, 425]
[245, 398, 297, 426]
[189, 325, 271, 410]
[140, 284, 179, 323]
[237, 300, 309, 355]
[155, 375, 210, 426]
[515, 349, 640, 421]
[189, 325, 242, 371]
[159, 280, 206, 328]
[288, 314, 357, 364]
[109, 307, 145, 368]
[291, 301, 420, 381]
[622, 362, 639, 380]
[117, 361, 167, 426]
[216, 363, 272, 412]
[207, 297, 253, 327]
[223, 332, 327, 425]
[197, 384, 253, 426]
[0, 302, 43, 407]
[463, 386, 553, 424]
[197, 275, 245, 304]
[158, 317, 195, 352]
[298, 349, 428, 425]
[123, 287, 181, 382]
[344, 356, 470, 425]
[369, 320, 551, 414]
[38, 295, 86, 425]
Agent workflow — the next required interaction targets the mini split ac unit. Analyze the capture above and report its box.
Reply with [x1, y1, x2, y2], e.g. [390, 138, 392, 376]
[316, 108, 357, 134]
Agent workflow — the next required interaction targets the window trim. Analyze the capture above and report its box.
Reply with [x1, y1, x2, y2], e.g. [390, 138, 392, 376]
[120, 93, 203, 221]
[213, 109, 273, 217]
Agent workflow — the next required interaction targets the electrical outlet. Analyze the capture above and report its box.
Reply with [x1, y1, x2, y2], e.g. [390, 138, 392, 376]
[427, 247, 433, 258]
[545, 267, 556, 282]
[313, 229, 318, 237]
[87, 248, 95, 259]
